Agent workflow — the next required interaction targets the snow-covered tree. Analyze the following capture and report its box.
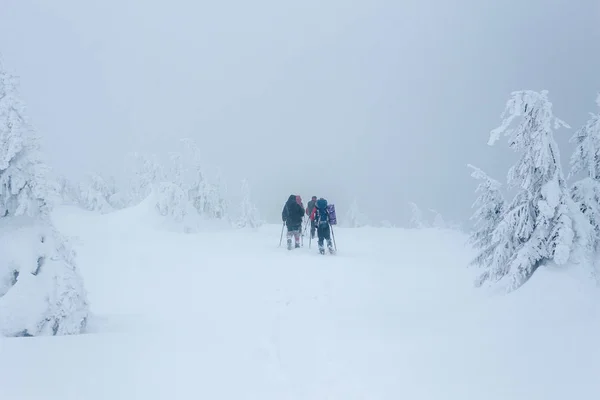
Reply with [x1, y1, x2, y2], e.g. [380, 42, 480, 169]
[467, 164, 506, 284]
[345, 198, 369, 227]
[78, 173, 116, 213]
[569, 94, 600, 250]
[237, 179, 262, 228]
[477, 90, 583, 291]
[380, 220, 394, 228]
[429, 208, 447, 229]
[408, 202, 428, 228]
[0, 60, 88, 336]
[55, 174, 79, 205]
[155, 181, 187, 222]
[127, 152, 163, 204]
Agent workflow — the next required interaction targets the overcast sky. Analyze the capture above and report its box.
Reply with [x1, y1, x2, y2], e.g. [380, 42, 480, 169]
[1, 0, 599, 225]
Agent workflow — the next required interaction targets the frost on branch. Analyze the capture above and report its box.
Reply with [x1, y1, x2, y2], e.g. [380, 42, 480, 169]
[0, 61, 88, 336]
[475, 90, 584, 291]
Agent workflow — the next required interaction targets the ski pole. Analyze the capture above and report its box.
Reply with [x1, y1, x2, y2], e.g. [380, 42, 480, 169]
[330, 223, 337, 251]
[278, 221, 285, 247]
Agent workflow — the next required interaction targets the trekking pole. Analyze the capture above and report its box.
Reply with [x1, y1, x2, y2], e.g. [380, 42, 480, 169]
[303, 217, 309, 235]
[330, 223, 337, 251]
[278, 222, 285, 247]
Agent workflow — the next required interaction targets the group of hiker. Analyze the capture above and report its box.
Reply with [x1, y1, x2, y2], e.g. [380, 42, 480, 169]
[281, 194, 336, 254]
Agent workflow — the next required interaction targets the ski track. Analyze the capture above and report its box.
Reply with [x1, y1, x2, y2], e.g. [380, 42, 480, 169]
[1, 206, 600, 399]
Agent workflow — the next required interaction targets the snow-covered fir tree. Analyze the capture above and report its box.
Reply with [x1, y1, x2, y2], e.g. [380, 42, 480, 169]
[466, 164, 506, 285]
[345, 198, 369, 227]
[155, 181, 187, 222]
[237, 179, 262, 228]
[127, 152, 163, 205]
[408, 202, 428, 228]
[78, 172, 116, 213]
[429, 208, 447, 229]
[380, 220, 394, 228]
[55, 174, 79, 205]
[569, 94, 600, 250]
[0, 60, 88, 336]
[476, 90, 585, 291]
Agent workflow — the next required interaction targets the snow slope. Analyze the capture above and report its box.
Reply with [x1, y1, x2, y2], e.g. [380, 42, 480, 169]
[1, 201, 600, 399]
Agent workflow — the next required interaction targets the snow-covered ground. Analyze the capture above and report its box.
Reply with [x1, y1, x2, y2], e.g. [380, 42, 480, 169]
[1, 201, 600, 399]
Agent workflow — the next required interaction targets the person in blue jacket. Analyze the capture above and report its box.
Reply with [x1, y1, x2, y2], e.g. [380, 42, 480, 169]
[313, 197, 334, 254]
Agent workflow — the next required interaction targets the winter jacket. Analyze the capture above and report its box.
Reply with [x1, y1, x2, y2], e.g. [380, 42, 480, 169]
[306, 199, 316, 216]
[282, 195, 305, 229]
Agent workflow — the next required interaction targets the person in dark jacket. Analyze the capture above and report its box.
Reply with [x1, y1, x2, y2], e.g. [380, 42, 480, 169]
[313, 197, 334, 254]
[306, 196, 317, 238]
[282, 194, 305, 249]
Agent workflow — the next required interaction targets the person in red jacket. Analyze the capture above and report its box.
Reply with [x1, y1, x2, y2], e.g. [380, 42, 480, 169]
[306, 196, 317, 238]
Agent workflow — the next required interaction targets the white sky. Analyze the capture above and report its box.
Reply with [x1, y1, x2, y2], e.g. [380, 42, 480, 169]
[1, 0, 599, 224]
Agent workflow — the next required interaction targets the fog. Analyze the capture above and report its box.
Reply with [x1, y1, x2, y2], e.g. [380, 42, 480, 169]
[1, 0, 599, 225]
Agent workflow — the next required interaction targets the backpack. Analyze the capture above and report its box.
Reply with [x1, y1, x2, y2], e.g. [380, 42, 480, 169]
[326, 204, 337, 225]
[315, 198, 329, 227]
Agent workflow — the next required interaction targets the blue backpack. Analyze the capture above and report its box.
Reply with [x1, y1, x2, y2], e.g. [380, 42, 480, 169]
[315, 198, 329, 227]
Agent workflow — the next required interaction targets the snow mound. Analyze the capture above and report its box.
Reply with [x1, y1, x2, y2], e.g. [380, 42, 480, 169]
[94, 187, 232, 234]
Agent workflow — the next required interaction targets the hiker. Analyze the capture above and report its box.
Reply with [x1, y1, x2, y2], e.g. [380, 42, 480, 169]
[306, 196, 317, 238]
[313, 197, 334, 254]
[282, 194, 305, 250]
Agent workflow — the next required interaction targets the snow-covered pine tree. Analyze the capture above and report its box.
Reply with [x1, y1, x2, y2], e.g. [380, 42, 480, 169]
[0, 60, 88, 336]
[345, 198, 369, 227]
[237, 179, 262, 228]
[429, 208, 447, 229]
[569, 94, 600, 251]
[480, 90, 581, 291]
[127, 152, 163, 204]
[408, 202, 428, 228]
[466, 164, 506, 285]
[155, 181, 187, 222]
[78, 172, 116, 213]
[380, 220, 394, 228]
[188, 168, 208, 216]
[206, 169, 228, 220]
[55, 174, 79, 205]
